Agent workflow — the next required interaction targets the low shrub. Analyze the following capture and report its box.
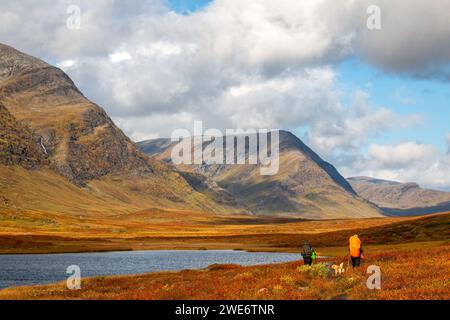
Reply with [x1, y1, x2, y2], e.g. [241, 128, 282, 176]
[280, 275, 295, 285]
[297, 263, 329, 278]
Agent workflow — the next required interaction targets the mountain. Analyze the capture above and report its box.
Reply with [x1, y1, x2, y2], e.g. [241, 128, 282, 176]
[0, 43, 231, 214]
[0, 43, 155, 185]
[138, 131, 382, 219]
[348, 176, 450, 215]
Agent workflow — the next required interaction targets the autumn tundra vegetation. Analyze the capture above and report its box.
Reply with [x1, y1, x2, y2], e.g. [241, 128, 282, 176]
[2, 243, 448, 300]
[1, 212, 448, 300]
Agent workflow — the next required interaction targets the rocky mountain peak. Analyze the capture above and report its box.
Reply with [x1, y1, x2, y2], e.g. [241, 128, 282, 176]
[0, 43, 154, 185]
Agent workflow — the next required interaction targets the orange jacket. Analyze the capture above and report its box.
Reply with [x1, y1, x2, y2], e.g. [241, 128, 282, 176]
[349, 235, 361, 258]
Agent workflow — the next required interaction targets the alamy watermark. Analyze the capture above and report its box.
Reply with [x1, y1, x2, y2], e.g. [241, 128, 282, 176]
[66, 5, 81, 30]
[366, 265, 382, 290]
[171, 121, 280, 176]
[66, 265, 81, 290]
[367, 5, 382, 30]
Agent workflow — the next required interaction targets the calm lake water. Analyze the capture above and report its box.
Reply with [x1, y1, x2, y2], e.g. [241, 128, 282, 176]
[0, 250, 302, 289]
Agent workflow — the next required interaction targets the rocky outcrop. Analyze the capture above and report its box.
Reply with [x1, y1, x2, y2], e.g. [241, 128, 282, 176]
[0, 103, 46, 169]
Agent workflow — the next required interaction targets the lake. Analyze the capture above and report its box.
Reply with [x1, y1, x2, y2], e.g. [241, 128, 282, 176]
[0, 250, 302, 289]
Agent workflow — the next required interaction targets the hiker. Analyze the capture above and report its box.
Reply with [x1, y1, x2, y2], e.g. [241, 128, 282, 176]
[301, 241, 315, 266]
[349, 234, 364, 268]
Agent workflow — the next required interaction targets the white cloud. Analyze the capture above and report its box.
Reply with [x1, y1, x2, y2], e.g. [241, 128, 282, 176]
[341, 140, 450, 190]
[368, 142, 437, 168]
[56, 59, 77, 71]
[136, 42, 191, 58]
[447, 134, 450, 154]
[306, 89, 422, 163]
[109, 50, 132, 63]
[355, 0, 450, 79]
[1, 0, 449, 188]
[2, 0, 449, 75]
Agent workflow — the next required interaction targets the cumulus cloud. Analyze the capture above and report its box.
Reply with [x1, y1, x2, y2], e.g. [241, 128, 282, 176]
[0, 0, 449, 188]
[2, 0, 449, 78]
[306, 89, 422, 164]
[0, 0, 168, 59]
[0, 1, 410, 135]
[355, 0, 450, 79]
[340, 140, 450, 190]
[367, 142, 437, 169]
[16, 0, 358, 140]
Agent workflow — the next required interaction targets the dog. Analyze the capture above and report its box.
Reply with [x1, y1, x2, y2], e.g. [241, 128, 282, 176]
[331, 263, 345, 276]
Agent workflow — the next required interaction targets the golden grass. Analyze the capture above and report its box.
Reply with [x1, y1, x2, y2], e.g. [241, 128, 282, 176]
[1, 242, 448, 300]
[0, 213, 447, 299]
[0, 204, 447, 254]
[0, 165, 231, 228]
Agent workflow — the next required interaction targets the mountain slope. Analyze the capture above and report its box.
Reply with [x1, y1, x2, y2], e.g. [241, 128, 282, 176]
[138, 131, 382, 219]
[0, 43, 232, 214]
[0, 43, 154, 185]
[348, 176, 450, 215]
[0, 102, 46, 168]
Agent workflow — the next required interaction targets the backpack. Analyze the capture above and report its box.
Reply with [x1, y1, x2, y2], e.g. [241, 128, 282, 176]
[302, 243, 313, 257]
[349, 235, 361, 258]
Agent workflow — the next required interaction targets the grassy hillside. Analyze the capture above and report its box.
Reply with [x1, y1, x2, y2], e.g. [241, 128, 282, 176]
[0, 165, 235, 234]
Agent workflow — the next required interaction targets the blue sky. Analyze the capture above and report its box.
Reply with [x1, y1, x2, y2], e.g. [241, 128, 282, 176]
[337, 59, 450, 153]
[167, 0, 212, 14]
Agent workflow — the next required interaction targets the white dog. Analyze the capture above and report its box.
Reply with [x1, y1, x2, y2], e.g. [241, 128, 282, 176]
[331, 263, 345, 276]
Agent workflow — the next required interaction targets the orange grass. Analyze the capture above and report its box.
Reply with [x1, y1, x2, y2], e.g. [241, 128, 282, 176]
[1, 212, 447, 254]
[1, 243, 448, 300]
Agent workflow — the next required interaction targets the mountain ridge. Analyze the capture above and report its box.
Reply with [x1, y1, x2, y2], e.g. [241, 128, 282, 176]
[348, 176, 450, 215]
[138, 131, 382, 219]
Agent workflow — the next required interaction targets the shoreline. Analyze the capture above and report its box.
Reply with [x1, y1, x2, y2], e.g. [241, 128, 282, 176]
[0, 240, 445, 257]
[0, 249, 307, 291]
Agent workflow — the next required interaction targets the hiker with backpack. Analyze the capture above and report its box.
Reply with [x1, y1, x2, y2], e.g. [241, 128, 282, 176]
[349, 234, 364, 268]
[301, 241, 316, 266]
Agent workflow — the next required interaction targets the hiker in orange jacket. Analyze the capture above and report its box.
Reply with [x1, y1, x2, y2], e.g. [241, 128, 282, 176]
[349, 234, 364, 268]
